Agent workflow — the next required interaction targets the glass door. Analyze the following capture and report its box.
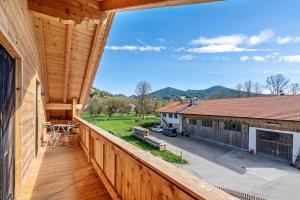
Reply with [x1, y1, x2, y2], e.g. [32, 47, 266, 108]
[0, 43, 16, 200]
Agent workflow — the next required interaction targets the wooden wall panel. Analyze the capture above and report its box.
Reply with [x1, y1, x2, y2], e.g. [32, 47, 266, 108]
[184, 117, 249, 150]
[94, 139, 104, 169]
[0, 0, 46, 195]
[184, 114, 300, 133]
[104, 142, 116, 186]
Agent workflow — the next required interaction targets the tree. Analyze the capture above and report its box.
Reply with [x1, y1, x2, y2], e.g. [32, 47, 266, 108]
[243, 80, 254, 97]
[253, 82, 263, 96]
[290, 83, 300, 95]
[87, 95, 103, 117]
[104, 97, 119, 120]
[266, 74, 289, 95]
[117, 97, 131, 116]
[207, 88, 225, 99]
[235, 83, 243, 97]
[135, 81, 152, 119]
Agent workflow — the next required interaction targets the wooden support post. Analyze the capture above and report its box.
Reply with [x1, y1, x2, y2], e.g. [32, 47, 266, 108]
[88, 130, 94, 164]
[72, 98, 77, 121]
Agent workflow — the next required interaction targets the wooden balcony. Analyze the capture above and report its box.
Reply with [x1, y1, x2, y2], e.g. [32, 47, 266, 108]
[73, 117, 236, 200]
[18, 117, 235, 200]
[19, 146, 111, 200]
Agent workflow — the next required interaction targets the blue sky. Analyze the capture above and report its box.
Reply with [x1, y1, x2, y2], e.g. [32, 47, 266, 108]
[93, 0, 300, 96]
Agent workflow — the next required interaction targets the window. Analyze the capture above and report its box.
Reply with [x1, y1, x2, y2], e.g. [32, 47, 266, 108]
[224, 121, 241, 132]
[162, 113, 166, 117]
[189, 119, 197, 125]
[174, 114, 178, 118]
[202, 119, 213, 128]
[169, 113, 173, 118]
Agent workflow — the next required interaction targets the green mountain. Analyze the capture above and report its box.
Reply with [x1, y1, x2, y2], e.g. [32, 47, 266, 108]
[91, 85, 244, 100]
[150, 87, 186, 99]
[150, 86, 241, 99]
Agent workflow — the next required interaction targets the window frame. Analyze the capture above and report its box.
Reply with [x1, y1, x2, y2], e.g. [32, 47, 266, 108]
[224, 121, 242, 132]
[202, 119, 213, 128]
[189, 119, 197, 125]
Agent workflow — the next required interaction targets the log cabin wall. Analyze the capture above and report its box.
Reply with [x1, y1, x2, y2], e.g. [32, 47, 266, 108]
[0, 0, 46, 194]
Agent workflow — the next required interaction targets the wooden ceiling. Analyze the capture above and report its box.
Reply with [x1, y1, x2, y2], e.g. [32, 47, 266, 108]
[28, 0, 219, 119]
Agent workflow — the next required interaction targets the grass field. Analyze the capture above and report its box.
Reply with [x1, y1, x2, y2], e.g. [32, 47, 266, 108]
[83, 113, 188, 164]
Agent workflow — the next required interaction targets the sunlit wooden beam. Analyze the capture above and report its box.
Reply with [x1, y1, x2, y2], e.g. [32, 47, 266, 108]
[99, 0, 221, 11]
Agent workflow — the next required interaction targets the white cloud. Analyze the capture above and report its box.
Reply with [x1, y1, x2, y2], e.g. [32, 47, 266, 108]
[186, 44, 258, 54]
[248, 29, 274, 46]
[279, 55, 300, 63]
[190, 35, 246, 46]
[277, 35, 300, 45]
[240, 56, 250, 62]
[253, 56, 266, 62]
[105, 45, 166, 52]
[187, 29, 274, 54]
[177, 55, 196, 60]
[174, 47, 186, 52]
[240, 55, 271, 62]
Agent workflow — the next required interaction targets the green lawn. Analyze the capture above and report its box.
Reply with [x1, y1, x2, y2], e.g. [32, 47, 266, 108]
[83, 113, 188, 164]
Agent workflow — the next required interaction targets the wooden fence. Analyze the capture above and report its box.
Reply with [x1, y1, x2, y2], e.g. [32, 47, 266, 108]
[74, 116, 237, 200]
[216, 186, 266, 200]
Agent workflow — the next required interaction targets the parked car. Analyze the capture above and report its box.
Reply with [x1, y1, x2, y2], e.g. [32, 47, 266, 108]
[163, 128, 177, 137]
[151, 125, 165, 133]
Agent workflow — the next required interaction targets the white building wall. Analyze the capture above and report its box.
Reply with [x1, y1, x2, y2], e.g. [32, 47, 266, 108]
[249, 127, 300, 163]
[249, 127, 256, 152]
[160, 112, 182, 132]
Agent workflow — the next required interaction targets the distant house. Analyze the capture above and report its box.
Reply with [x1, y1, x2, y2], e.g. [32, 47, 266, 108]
[156, 100, 194, 132]
[158, 95, 300, 164]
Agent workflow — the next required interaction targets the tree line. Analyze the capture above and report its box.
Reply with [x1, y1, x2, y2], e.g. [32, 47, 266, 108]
[235, 73, 300, 97]
[87, 81, 166, 120]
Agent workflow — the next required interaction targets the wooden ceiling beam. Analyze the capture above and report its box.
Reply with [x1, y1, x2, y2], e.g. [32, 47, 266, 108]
[99, 0, 221, 11]
[46, 103, 82, 110]
[63, 24, 74, 103]
[28, 0, 107, 23]
[79, 13, 115, 106]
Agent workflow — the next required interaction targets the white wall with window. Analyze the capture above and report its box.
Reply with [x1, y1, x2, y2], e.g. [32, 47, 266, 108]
[160, 112, 182, 132]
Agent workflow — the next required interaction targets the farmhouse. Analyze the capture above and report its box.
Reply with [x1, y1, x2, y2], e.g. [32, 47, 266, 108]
[156, 100, 193, 132]
[158, 95, 300, 163]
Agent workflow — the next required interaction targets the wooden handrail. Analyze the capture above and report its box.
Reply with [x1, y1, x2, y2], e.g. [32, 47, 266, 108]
[74, 116, 236, 200]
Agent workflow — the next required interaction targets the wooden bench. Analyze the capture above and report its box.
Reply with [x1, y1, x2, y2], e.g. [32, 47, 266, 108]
[133, 126, 166, 150]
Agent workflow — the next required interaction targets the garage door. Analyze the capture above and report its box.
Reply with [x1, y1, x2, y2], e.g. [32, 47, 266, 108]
[256, 130, 292, 162]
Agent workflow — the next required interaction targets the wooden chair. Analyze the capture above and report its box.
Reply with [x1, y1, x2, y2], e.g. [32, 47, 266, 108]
[63, 123, 79, 147]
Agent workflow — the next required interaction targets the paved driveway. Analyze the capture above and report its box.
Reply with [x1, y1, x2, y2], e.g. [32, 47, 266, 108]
[151, 132, 300, 200]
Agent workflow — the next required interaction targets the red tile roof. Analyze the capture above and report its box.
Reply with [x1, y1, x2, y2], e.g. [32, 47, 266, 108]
[183, 95, 300, 122]
[156, 100, 191, 113]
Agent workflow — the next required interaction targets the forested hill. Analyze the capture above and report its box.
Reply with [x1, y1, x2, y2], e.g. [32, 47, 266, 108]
[150, 86, 240, 99]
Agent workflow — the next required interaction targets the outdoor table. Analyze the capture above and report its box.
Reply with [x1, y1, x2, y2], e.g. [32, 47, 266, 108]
[52, 124, 76, 148]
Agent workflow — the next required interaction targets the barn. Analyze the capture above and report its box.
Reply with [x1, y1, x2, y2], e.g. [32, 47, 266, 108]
[156, 100, 192, 132]
[159, 95, 300, 163]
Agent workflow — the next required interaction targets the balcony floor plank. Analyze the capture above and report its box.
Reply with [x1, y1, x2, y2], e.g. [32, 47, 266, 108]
[20, 145, 111, 200]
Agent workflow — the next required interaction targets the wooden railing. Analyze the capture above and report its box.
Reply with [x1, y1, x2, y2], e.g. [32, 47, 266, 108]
[74, 117, 236, 200]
